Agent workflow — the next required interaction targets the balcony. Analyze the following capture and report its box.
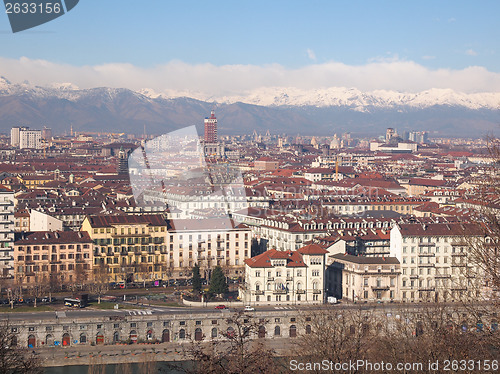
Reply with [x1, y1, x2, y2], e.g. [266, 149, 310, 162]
[435, 274, 451, 279]
[417, 263, 435, 267]
[451, 263, 467, 267]
[418, 242, 435, 247]
[418, 253, 435, 257]
[0, 201, 13, 206]
[418, 287, 435, 292]
[312, 289, 322, 294]
[286, 277, 293, 281]
[371, 286, 390, 291]
[451, 253, 467, 257]
[296, 289, 306, 294]
[273, 289, 288, 294]
[409, 275, 419, 279]
[267, 276, 274, 281]
[253, 290, 264, 295]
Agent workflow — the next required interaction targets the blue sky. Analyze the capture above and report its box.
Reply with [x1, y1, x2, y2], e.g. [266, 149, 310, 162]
[0, 0, 499, 95]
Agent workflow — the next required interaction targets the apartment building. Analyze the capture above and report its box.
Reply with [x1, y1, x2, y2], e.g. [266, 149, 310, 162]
[19, 129, 42, 149]
[167, 219, 252, 279]
[81, 214, 252, 282]
[13, 231, 93, 285]
[245, 216, 395, 251]
[327, 254, 401, 302]
[324, 196, 428, 216]
[390, 223, 485, 302]
[81, 215, 168, 283]
[239, 244, 328, 305]
[0, 185, 15, 278]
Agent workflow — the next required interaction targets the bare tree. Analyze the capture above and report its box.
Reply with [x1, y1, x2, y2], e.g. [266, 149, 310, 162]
[169, 311, 284, 374]
[90, 264, 110, 304]
[295, 307, 379, 373]
[0, 323, 42, 374]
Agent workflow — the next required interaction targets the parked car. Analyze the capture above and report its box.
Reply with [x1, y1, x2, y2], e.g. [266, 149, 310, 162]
[215, 304, 227, 309]
[244, 305, 255, 311]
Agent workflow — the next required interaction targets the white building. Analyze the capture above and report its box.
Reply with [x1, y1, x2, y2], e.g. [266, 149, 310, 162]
[239, 244, 328, 305]
[327, 254, 401, 302]
[29, 209, 63, 232]
[390, 223, 485, 302]
[19, 129, 42, 149]
[11, 126, 25, 148]
[234, 215, 395, 251]
[0, 185, 15, 278]
[167, 219, 252, 279]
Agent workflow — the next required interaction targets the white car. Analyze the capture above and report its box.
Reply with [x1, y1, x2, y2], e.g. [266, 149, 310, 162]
[244, 305, 255, 311]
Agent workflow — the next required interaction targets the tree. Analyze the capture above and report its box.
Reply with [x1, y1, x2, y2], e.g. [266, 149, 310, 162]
[294, 305, 499, 374]
[169, 311, 284, 374]
[192, 263, 202, 294]
[209, 266, 228, 296]
[90, 264, 110, 304]
[0, 323, 42, 374]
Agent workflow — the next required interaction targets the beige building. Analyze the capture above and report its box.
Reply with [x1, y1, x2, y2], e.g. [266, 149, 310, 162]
[239, 244, 328, 305]
[14, 231, 93, 285]
[390, 223, 485, 302]
[327, 254, 401, 302]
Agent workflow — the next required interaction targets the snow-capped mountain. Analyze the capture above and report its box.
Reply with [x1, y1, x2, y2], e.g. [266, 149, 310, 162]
[0, 76, 498, 137]
[140, 86, 500, 111]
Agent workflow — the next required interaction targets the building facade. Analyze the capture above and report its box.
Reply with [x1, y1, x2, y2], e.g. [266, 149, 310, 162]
[0, 185, 15, 278]
[81, 215, 168, 283]
[13, 231, 93, 285]
[327, 254, 401, 302]
[19, 129, 42, 149]
[240, 244, 327, 305]
[390, 223, 484, 302]
[204, 110, 218, 143]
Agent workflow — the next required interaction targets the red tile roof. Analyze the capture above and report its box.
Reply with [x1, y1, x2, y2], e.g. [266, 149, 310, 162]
[244, 248, 307, 268]
[297, 243, 328, 255]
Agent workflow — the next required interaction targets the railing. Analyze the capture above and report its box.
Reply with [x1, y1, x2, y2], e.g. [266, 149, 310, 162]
[253, 290, 264, 295]
[296, 290, 306, 294]
[273, 289, 287, 294]
[371, 286, 390, 291]
[312, 289, 322, 294]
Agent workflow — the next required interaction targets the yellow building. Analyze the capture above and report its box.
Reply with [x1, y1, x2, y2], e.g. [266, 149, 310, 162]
[81, 214, 168, 283]
[18, 175, 53, 189]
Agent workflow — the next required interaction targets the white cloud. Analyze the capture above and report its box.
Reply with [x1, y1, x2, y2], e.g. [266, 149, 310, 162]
[0, 57, 499, 98]
[466, 49, 478, 56]
[306, 49, 316, 61]
[422, 55, 435, 60]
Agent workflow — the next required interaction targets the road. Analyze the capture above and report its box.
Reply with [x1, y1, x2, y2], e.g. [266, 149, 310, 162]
[0, 300, 486, 321]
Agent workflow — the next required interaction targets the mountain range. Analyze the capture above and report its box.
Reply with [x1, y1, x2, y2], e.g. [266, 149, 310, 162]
[0, 76, 499, 137]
